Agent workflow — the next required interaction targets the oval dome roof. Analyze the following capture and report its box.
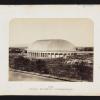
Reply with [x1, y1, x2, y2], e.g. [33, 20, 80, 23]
[27, 39, 76, 52]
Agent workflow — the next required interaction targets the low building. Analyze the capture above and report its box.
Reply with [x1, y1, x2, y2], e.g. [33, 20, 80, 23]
[26, 39, 93, 59]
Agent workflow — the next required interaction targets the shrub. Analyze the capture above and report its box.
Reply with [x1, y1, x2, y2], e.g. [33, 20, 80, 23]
[9, 55, 93, 81]
[14, 56, 30, 70]
[36, 59, 49, 74]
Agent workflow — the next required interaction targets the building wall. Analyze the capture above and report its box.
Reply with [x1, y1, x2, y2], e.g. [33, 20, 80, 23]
[26, 51, 93, 59]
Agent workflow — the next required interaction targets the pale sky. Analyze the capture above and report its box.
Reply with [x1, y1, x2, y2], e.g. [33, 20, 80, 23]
[9, 18, 93, 47]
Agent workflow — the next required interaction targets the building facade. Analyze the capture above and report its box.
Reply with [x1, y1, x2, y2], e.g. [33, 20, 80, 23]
[26, 39, 93, 59]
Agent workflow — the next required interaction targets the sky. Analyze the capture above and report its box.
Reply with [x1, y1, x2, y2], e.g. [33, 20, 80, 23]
[9, 18, 93, 47]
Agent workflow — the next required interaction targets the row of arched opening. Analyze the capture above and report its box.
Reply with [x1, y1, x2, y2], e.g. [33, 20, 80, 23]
[27, 52, 77, 58]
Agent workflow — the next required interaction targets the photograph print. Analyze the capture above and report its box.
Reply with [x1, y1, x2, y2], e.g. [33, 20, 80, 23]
[9, 18, 93, 82]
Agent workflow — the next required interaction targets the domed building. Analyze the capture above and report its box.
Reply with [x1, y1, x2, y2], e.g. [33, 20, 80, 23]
[26, 39, 77, 59]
